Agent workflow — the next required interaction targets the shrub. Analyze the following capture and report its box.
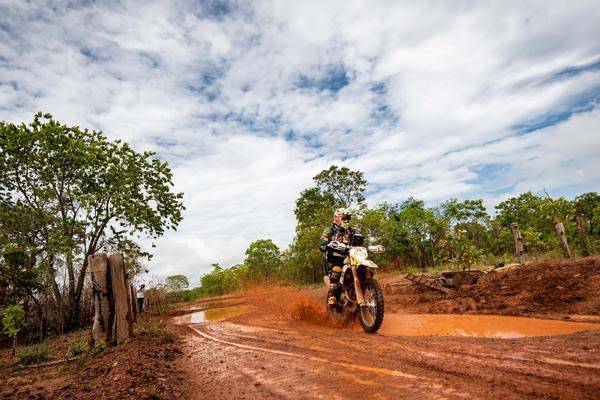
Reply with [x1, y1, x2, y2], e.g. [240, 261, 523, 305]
[2, 304, 25, 356]
[137, 319, 176, 344]
[19, 344, 49, 365]
[67, 338, 89, 357]
[92, 339, 107, 354]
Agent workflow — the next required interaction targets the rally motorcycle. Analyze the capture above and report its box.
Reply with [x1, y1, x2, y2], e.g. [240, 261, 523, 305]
[323, 236, 385, 333]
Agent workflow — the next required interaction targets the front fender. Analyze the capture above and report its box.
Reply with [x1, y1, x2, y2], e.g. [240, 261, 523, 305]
[360, 260, 378, 269]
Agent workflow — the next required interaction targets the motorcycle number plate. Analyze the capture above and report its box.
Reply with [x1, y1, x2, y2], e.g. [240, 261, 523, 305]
[349, 248, 368, 264]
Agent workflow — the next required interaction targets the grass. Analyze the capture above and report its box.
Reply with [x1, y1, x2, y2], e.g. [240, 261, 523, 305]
[67, 338, 89, 357]
[19, 343, 49, 365]
[136, 318, 176, 345]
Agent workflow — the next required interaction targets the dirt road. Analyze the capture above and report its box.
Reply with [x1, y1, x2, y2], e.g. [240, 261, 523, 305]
[176, 286, 600, 399]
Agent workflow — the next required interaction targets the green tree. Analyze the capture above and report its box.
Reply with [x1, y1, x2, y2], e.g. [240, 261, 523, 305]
[0, 113, 184, 328]
[2, 304, 25, 356]
[313, 165, 367, 208]
[244, 239, 281, 283]
[574, 192, 600, 234]
[164, 274, 189, 293]
[494, 192, 551, 254]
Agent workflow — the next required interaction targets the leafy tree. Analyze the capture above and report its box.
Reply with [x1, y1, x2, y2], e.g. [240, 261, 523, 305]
[574, 192, 600, 234]
[165, 274, 189, 293]
[0, 113, 184, 328]
[294, 187, 335, 230]
[244, 239, 281, 283]
[394, 198, 437, 268]
[494, 192, 551, 254]
[313, 165, 367, 208]
[2, 304, 25, 356]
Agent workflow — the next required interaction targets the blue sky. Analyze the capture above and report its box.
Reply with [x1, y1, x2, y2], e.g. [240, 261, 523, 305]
[1, 0, 599, 284]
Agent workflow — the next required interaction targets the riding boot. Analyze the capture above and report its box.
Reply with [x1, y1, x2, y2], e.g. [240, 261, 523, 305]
[327, 266, 343, 306]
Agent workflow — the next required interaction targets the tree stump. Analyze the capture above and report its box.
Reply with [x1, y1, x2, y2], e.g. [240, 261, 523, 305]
[510, 223, 526, 264]
[89, 253, 111, 344]
[108, 253, 133, 344]
[554, 220, 572, 259]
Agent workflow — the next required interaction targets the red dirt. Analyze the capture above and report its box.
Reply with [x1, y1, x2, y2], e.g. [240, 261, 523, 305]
[0, 317, 186, 400]
[387, 256, 600, 317]
[2, 257, 600, 399]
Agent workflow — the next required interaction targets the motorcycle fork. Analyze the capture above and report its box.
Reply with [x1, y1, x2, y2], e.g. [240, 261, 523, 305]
[351, 264, 365, 305]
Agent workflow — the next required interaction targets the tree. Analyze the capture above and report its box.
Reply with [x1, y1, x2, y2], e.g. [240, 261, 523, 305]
[494, 192, 551, 254]
[294, 187, 335, 230]
[313, 165, 367, 208]
[2, 304, 25, 356]
[0, 113, 184, 328]
[244, 239, 281, 283]
[165, 275, 189, 293]
[574, 192, 600, 234]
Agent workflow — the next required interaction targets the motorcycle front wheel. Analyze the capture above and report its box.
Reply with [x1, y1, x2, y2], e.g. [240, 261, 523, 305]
[358, 278, 384, 333]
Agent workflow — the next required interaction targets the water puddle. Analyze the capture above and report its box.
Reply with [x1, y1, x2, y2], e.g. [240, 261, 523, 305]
[176, 305, 255, 325]
[379, 314, 600, 338]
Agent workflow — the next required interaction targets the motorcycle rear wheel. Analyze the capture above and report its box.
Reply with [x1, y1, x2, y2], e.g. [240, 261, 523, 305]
[358, 279, 384, 334]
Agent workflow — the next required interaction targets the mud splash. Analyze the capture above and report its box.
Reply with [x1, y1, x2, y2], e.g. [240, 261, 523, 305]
[175, 306, 255, 325]
[379, 314, 600, 338]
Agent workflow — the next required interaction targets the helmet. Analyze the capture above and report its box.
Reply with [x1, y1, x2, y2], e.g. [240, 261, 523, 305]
[333, 208, 352, 230]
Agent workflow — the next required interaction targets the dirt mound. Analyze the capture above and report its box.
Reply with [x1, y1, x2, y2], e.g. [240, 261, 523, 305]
[389, 256, 600, 317]
[464, 256, 600, 315]
[58, 318, 185, 400]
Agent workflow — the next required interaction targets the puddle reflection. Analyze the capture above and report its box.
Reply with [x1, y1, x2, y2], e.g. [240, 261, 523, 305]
[379, 314, 600, 338]
[176, 306, 255, 325]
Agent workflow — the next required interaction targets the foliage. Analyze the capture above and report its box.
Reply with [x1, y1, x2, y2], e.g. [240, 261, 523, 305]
[192, 159, 600, 297]
[67, 338, 89, 357]
[448, 229, 485, 270]
[164, 275, 189, 293]
[180, 287, 203, 302]
[244, 239, 281, 283]
[0, 113, 184, 331]
[92, 339, 107, 354]
[19, 343, 49, 365]
[2, 304, 25, 340]
[312, 165, 367, 208]
[137, 318, 176, 344]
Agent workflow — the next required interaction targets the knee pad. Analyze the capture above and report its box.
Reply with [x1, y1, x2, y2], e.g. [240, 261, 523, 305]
[329, 266, 342, 283]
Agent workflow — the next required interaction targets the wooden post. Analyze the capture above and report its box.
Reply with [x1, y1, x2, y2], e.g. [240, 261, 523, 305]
[554, 220, 572, 259]
[108, 253, 133, 344]
[510, 223, 526, 264]
[577, 216, 589, 256]
[130, 284, 137, 322]
[89, 253, 111, 344]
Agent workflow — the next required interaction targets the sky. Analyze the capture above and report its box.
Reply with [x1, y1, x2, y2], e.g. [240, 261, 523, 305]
[1, 0, 599, 285]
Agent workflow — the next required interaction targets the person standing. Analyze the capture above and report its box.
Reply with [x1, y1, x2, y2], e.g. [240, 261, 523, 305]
[136, 284, 146, 313]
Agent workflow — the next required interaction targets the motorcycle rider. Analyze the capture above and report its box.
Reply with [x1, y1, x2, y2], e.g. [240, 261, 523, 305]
[319, 208, 361, 306]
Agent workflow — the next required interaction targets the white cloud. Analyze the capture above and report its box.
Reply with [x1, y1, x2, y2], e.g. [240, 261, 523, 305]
[1, 0, 599, 284]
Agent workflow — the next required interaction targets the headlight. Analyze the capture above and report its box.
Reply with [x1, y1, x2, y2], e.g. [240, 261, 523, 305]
[368, 245, 385, 253]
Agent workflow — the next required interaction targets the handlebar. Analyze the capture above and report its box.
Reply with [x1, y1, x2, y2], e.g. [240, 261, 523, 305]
[328, 241, 385, 253]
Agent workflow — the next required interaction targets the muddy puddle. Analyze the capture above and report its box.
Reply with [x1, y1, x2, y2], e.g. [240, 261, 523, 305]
[175, 306, 255, 325]
[379, 314, 600, 338]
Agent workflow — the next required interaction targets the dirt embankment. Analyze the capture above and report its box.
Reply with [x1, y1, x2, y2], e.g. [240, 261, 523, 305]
[386, 256, 600, 317]
[0, 317, 186, 400]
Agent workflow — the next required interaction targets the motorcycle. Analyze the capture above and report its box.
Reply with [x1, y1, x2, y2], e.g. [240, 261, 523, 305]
[323, 237, 385, 333]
